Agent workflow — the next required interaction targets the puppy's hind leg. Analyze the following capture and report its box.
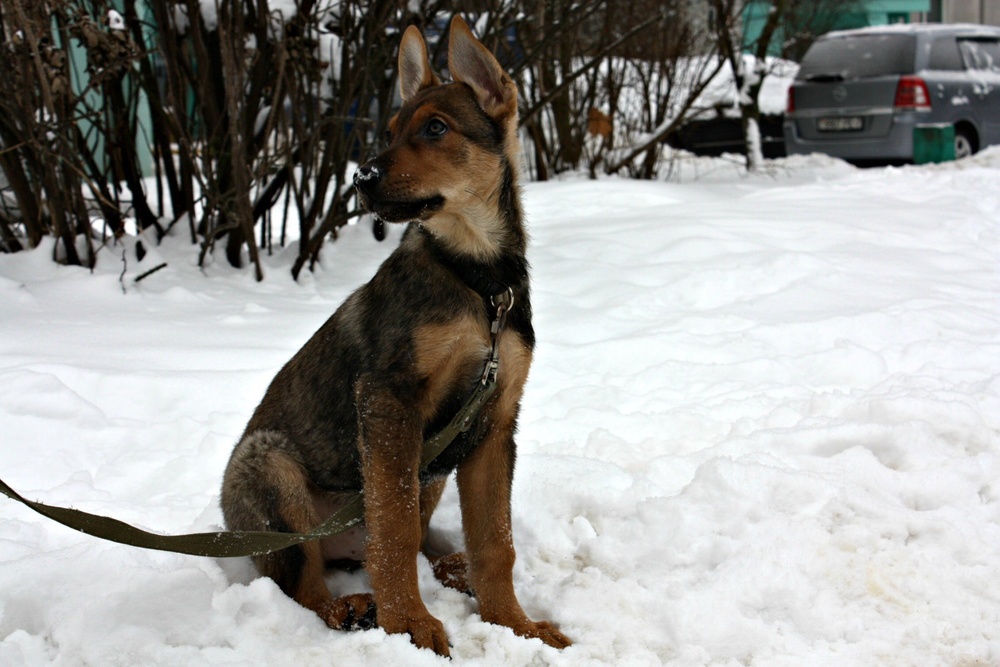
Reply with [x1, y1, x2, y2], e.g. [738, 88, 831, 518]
[221, 432, 376, 630]
[420, 477, 473, 595]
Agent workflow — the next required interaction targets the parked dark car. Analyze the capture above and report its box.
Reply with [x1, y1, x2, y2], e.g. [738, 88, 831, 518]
[784, 23, 1000, 163]
[668, 114, 787, 158]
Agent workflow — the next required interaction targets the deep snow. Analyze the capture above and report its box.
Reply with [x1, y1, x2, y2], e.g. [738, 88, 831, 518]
[2, 151, 1000, 666]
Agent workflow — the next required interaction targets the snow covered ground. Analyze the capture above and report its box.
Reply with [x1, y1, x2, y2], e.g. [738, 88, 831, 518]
[2, 150, 1000, 666]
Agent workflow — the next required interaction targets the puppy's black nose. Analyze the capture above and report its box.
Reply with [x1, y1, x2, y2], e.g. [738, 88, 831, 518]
[353, 163, 381, 191]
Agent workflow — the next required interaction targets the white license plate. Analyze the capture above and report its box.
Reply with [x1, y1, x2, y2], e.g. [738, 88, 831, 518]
[817, 116, 864, 132]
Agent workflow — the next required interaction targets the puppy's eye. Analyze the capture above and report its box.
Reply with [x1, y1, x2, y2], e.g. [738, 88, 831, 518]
[424, 119, 448, 138]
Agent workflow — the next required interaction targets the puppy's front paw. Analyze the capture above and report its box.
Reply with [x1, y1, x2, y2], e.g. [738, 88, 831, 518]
[514, 619, 572, 649]
[382, 611, 451, 656]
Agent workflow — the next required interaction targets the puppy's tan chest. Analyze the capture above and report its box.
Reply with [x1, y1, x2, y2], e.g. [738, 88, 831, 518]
[412, 314, 491, 420]
[411, 312, 531, 421]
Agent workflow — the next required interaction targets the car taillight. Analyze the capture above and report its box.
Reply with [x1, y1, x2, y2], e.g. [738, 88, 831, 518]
[786, 86, 795, 114]
[894, 76, 931, 111]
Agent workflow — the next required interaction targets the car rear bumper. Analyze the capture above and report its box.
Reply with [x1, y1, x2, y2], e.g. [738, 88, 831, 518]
[783, 112, 925, 161]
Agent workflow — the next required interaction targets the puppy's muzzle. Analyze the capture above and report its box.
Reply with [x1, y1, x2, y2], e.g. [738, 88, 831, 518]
[353, 158, 444, 222]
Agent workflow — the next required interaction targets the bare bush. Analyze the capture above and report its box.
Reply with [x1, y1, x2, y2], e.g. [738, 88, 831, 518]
[0, 0, 740, 276]
[0, 0, 415, 277]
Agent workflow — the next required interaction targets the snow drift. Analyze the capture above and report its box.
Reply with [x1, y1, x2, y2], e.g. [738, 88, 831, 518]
[2, 151, 1000, 665]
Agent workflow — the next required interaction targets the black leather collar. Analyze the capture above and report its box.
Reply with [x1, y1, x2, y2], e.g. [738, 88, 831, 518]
[422, 228, 509, 301]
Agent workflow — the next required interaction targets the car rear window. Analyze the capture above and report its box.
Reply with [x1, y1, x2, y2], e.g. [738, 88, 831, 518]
[797, 34, 916, 80]
[959, 38, 1000, 71]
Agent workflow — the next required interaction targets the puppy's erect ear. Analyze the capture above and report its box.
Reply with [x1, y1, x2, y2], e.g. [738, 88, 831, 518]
[399, 25, 440, 101]
[447, 16, 518, 123]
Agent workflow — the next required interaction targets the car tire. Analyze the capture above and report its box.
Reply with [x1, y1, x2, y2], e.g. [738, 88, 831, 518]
[954, 126, 976, 160]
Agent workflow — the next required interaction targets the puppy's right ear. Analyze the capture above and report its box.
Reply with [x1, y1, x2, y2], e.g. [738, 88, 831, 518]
[398, 26, 440, 101]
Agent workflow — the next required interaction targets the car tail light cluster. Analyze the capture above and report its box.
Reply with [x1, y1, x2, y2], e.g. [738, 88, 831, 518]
[786, 87, 795, 114]
[894, 76, 931, 111]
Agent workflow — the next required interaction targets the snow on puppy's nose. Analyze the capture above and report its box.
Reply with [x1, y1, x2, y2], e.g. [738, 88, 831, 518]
[353, 164, 381, 187]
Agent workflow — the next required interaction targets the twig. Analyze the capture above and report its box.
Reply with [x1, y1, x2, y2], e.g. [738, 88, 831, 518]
[119, 245, 127, 294]
[134, 262, 168, 283]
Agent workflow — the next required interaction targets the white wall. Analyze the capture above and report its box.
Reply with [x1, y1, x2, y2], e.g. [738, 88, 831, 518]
[942, 0, 1000, 25]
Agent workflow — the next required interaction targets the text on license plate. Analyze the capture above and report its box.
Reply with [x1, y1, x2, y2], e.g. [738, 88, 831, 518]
[817, 116, 864, 132]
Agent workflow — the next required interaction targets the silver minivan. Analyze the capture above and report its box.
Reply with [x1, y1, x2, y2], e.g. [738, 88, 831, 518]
[784, 23, 1000, 163]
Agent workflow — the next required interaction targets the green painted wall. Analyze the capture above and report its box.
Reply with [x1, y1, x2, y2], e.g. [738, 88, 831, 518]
[743, 0, 932, 56]
[63, 2, 155, 178]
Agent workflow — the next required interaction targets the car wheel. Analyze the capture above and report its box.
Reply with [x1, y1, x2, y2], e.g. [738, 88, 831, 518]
[954, 126, 976, 160]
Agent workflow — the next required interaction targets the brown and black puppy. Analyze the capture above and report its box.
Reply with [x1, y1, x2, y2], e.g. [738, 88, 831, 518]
[220, 16, 571, 656]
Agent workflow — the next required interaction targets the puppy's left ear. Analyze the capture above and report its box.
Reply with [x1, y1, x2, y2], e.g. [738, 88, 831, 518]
[447, 16, 518, 123]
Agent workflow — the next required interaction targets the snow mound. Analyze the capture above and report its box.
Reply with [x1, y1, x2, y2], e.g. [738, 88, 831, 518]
[2, 155, 1000, 665]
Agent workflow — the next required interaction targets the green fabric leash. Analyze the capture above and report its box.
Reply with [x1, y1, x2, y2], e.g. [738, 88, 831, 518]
[0, 289, 512, 559]
[0, 476, 366, 558]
